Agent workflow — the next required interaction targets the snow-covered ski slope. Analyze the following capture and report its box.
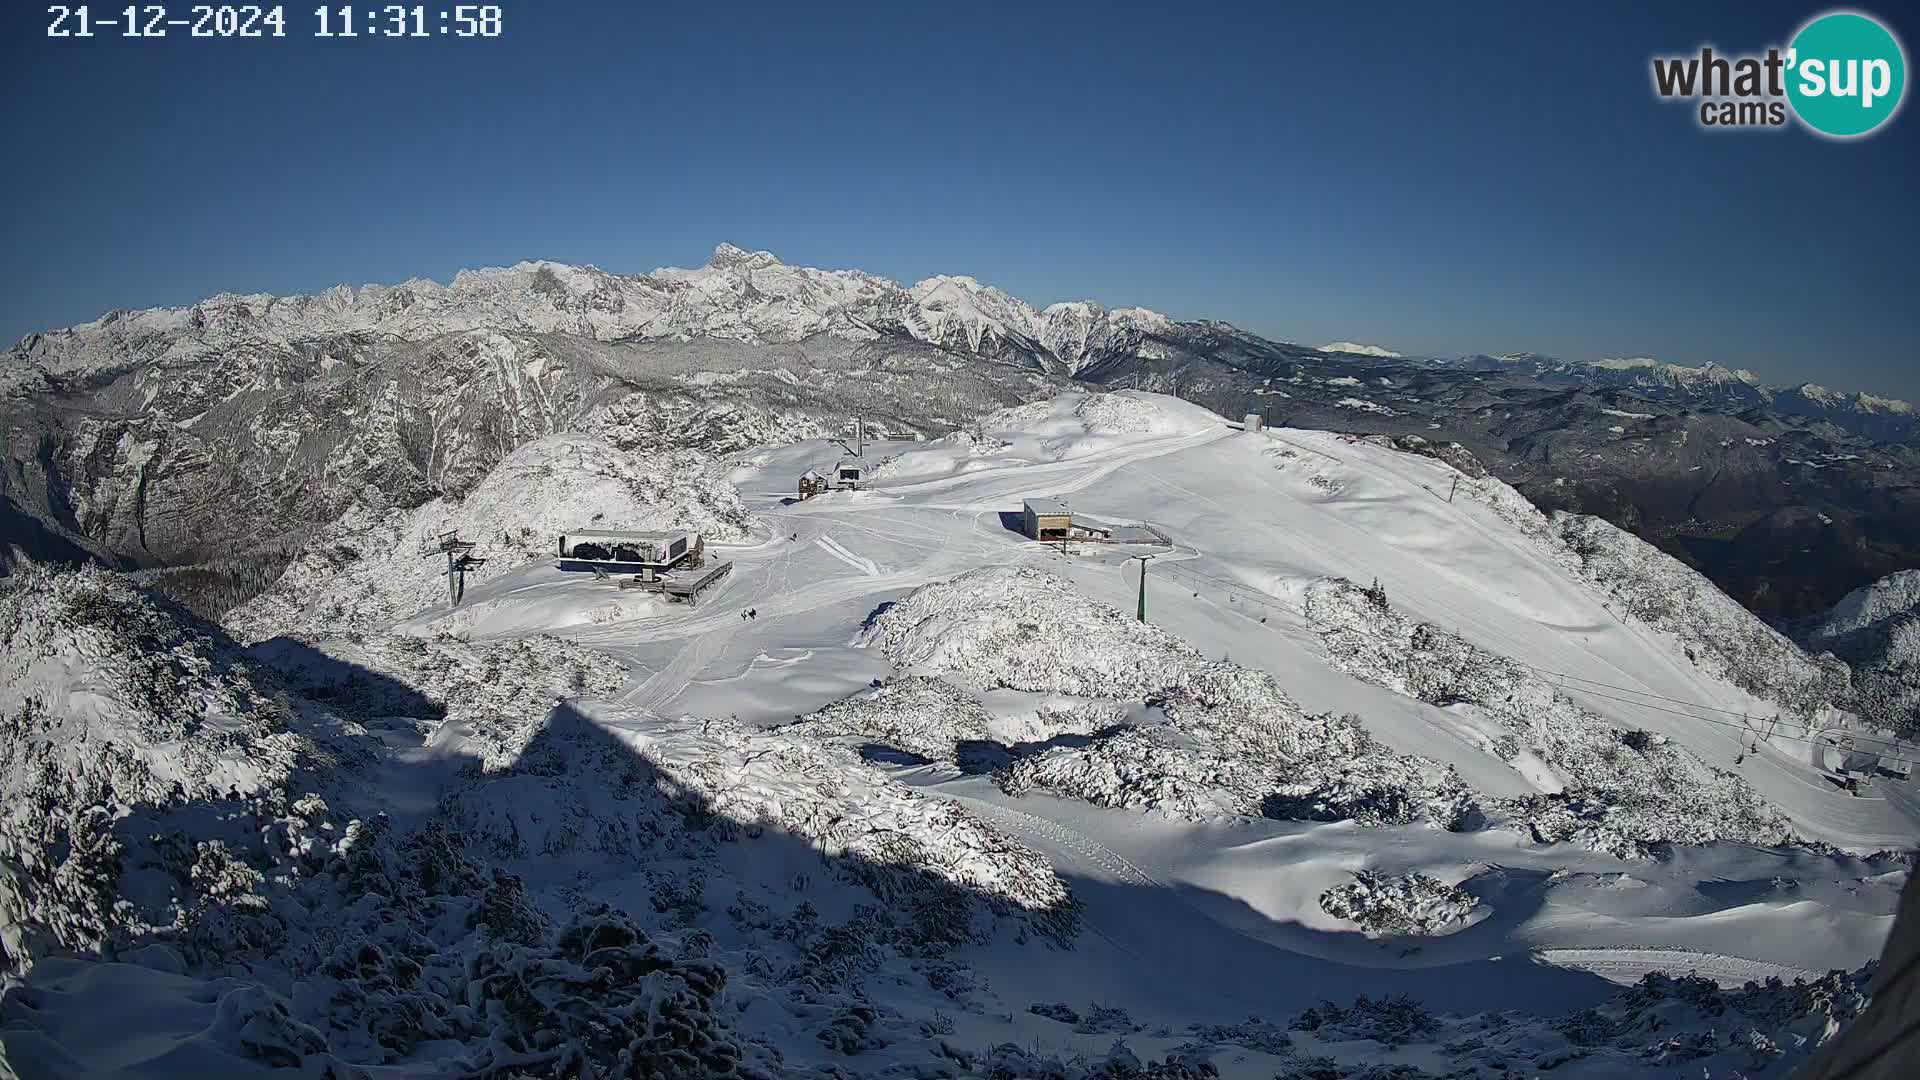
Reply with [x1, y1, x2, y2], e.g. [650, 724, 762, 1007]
[13, 390, 1908, 1080]
[382, 391, 1913, 972]
[437, 391, 1914, 849]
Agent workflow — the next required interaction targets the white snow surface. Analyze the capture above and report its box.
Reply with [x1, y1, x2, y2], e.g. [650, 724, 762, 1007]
[3, 389, 1916, 1080]
[863, 390, 1223, 484]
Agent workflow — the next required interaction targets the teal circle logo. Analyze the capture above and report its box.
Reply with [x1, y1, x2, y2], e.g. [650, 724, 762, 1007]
[1786, 11, 1907, 137]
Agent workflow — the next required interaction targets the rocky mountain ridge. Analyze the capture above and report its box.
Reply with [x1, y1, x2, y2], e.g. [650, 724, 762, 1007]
[9, 244, 1175, 386]
[1448, 352, 1917, 439]
[6, 245, 1919, 622]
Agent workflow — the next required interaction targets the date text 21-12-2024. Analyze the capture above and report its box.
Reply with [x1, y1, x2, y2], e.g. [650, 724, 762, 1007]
[47, 5, 505, 38]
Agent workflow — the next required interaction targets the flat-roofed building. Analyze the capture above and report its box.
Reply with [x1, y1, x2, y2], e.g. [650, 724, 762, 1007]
[1020, 498, 1161, 543]
[1022, 497, 1074, 540]
[557, 529, 698, 571]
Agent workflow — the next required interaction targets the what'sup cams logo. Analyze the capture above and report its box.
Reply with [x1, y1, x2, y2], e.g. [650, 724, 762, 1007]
[1651, 9, 1907, 137]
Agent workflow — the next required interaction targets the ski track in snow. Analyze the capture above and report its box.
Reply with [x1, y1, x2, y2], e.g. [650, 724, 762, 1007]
[934, 789, 1161, 889]
[815, 534, 880, 576]
[1536, 947, 1823, 989]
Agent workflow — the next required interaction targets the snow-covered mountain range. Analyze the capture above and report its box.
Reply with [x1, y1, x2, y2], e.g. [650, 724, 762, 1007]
[0, 244, 1204, 590]
[9, 243, 1175, 386]
[7, 244, 1920, 626]
[1453, 353, 1917, 434]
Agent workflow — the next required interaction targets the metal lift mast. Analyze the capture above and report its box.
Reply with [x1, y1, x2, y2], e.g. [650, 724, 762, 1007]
[420, 531, 485, 606]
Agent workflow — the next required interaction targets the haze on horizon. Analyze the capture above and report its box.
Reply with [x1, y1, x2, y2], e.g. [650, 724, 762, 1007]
[2, 0, 1915, 398]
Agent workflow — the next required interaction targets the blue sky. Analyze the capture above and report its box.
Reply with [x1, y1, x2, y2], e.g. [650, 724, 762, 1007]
[3, 1, 1916, 397]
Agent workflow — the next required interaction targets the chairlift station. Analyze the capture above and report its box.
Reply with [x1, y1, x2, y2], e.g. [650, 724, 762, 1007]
[555, 528, 732, 605]
[794, 418, 873, 499]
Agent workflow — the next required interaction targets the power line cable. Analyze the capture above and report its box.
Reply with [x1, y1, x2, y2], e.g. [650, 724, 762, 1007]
[1534, 668, 1780, 720]
[1547, 684, 1920, 769]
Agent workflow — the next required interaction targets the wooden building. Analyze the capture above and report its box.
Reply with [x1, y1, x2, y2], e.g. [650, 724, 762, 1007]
[1022, 497, 1074, 540]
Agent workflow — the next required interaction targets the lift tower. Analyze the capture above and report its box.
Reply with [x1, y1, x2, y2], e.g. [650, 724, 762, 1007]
[420, 530, 485, 605]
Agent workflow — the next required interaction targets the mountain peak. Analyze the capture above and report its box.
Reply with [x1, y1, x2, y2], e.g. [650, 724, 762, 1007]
[911, 274, 997, 297]
[708, 243, 783, 270]
[1591, 357, 1761, 386]
[1857, 392, 1915, 415]
[1321, 342, 1402, 359]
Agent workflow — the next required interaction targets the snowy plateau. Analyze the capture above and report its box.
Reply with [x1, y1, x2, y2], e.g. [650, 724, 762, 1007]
[3, 379, 1919, 1075]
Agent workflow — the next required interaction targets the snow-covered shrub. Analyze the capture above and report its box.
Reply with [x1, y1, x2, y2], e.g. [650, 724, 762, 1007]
[934, 425, 1012, 456]
[256, 631, 626, 771]
[583, 389, 837, 458]
[441, 711, 1080, 946]
[1318, 871, 1479, 936]
[860, 566, 1211, 699]
[1074, 1003, 1144, 1035]
[781, 675, 1000, 764]
[1181, 1017, 1295, 1055]
[1551, 513, 1850, 721]
[784, 675, 1140, 777]
[1850, 624, 1920, 739]
[1373, 434, 1489, 479]
[1000, 724, 1250, 819]
[866, 567, 1479, 828]
[1504, 767, 1790, 859]
[1274, 1061, 1436, 1080]
[0, 564, 367, 975]
[264, 813, 784, 1077]
[3, 564, 1047, 1076]
[1290, 994, 1441, 1047]
[998, 720, 1474, 829]
[461, 905, 760, 1078]
[204, 984, 331, 1069]
[1265, 965, 1879, 1080]
[1307, 578, 1795, 853]
[1030, 1001, 1083, 1024]
[1526, 968, 1870, 1076]
[815, 1002, 887, 1055]
[980, 1038, 1220, 1080]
